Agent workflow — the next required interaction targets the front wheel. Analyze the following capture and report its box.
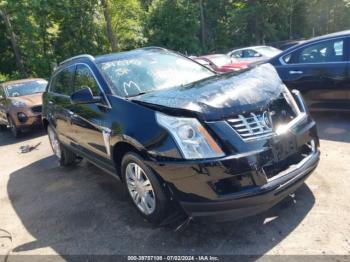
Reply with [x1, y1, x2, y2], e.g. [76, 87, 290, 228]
[121, 152, 170, 224]
[47, 125, 76, 166]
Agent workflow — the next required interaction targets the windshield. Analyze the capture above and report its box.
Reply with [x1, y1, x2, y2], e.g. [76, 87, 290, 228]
[208, 55, 231, 66]
[5, 80, 48, 97]
[255, 46, 281, 57]
[98, 50, 214, 97]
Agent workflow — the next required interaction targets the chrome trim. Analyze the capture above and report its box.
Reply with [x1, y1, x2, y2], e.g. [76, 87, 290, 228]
[291, 89, 307, 113]
[227, 111, 274, 140]
[228, 89, 309, 140]
[59, 54, 95, 65]
[102, 127, 112, 156]
[275, 112, 307, 135]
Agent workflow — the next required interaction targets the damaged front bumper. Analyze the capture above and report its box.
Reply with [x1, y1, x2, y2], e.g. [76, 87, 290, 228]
[178, 147, 319, 222]
[148, 110, 320, 222]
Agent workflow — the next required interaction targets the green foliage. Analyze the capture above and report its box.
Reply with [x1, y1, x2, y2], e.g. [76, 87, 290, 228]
[109, 0, 146, 51]
[146, 0, 202, 54]
[1, 0, 350, 79]
[0, 71, 20, 83]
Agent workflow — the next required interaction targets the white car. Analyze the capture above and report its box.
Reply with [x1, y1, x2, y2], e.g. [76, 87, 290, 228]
[227, 45, 282, 62]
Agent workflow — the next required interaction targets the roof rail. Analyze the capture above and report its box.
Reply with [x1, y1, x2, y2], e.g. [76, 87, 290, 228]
[59, 54, 95, 65]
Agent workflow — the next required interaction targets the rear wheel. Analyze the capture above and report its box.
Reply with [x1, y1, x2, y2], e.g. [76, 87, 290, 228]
[8, 116, 21, 138]
[122, 152, 169, 224]
[47, 125, 76, 166]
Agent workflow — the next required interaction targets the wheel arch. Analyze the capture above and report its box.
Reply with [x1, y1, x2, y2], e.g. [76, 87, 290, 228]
[42, 117, 49, 131]
[112, 141, 147, 181]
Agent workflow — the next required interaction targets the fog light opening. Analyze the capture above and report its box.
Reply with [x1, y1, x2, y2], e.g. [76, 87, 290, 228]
[17, 112, 28, 123]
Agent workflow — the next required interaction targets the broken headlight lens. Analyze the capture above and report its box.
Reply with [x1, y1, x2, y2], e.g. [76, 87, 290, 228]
[156, 112, 225, 159]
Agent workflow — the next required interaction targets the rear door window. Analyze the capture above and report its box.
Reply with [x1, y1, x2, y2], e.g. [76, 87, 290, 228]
[50, 66, 75, 95]
[283, 38, 345, 64]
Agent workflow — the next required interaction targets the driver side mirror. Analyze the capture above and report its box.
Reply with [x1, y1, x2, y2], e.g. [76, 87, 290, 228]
[70, 87, 101, 104]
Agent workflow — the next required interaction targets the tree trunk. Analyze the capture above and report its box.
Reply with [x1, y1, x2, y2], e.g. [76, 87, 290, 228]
[101, 0, 118, 52]
[199, 0, 206, 50]
[0, 8, 27, 77]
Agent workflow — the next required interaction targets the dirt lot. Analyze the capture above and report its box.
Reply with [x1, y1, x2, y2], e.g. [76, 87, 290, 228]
[0, 112, 350, 259]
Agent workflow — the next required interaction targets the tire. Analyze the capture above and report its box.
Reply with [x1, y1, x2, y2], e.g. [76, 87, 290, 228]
[7, 116, 21, 138]
[47, 125, 76, 166]
[0, 124, 6, 131]
[121, 152, 169, 224]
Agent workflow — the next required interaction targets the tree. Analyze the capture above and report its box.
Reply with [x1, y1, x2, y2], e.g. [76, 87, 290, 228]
[146, 0, 202, 54]
[108, 0, 146, 51]
[101, 0, 118, 51]
[0, 1, 26, 77]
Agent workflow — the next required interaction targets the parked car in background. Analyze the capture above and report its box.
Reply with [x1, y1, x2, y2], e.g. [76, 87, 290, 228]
[228, 46, 282, 62]
[42, 47, 319, 224]
[193, 54, 250, 73]
[267, 30, 350, 112]
[0, 78, 47, 137]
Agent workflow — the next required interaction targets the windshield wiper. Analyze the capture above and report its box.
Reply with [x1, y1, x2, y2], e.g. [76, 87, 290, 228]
[125, 92, 149, 98]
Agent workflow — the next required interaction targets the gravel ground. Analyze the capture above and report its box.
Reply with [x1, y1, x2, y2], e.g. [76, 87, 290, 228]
[0, 112, 349, 259]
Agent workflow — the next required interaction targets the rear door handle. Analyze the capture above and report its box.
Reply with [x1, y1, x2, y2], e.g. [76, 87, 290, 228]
[289, 70, 303, 75]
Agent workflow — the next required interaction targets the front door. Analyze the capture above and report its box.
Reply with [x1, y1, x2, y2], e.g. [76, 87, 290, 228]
[70, 64, 112, 162]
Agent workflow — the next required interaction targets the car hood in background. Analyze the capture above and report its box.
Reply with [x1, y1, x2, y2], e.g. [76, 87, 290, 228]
[9, 93, 43, 106]
[133, 63, 284, 121]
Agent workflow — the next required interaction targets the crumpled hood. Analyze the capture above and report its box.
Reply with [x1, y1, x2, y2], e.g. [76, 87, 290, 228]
[10, 93, 43, 106]
[133, 63, 285, 120]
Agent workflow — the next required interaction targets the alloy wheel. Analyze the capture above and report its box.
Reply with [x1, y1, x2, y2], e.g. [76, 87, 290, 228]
[48, 127, 62, 159]
[125, 162, 156, 215]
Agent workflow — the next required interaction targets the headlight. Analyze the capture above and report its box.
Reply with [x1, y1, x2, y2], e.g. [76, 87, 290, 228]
[11, 100, 27, 108]
[156, 112, 225, 159]
[276, 86, 307, 135]
[282, 86, 301, 116]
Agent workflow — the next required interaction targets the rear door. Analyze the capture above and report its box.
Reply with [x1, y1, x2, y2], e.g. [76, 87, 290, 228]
[47, 66, 76, 145]
[274, 37, 349, 111]
[70, 63, 112, 161]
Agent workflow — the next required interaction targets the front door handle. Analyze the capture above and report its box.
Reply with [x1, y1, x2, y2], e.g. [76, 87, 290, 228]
[289, 70, 303, 75]
[48, 100, 53, 105]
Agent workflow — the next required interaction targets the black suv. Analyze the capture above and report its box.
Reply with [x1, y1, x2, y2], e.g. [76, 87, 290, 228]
[42, 47, 320, 224]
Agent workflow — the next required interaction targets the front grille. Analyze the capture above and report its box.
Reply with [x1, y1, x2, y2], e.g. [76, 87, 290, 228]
[31, 105, 42, 113]
[227, 111, 274, 140]
[227, 95, 297, 140]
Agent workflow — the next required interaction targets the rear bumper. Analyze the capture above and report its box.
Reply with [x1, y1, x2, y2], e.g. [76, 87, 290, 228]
[180, 148, 319, 222]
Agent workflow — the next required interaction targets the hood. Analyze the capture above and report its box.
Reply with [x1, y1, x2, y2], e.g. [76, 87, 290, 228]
[133, 63, 285, 121]
[9, 93, 43, 106]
